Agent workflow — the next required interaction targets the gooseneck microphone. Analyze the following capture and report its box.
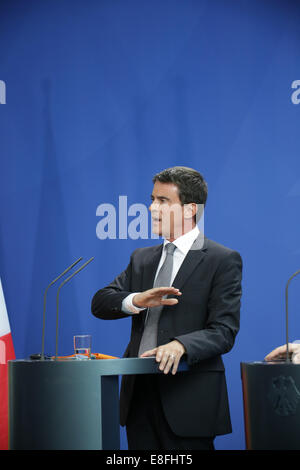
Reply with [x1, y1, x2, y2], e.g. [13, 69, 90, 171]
[285, 269, 300, 362]
[54, 257, 94, 359]
[41, 258, 83, 360]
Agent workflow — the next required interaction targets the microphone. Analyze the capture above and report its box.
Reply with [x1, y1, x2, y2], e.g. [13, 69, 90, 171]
[41, 258, 83, 360]
[54, 257, 94, 359]
[285, 269, 300, 362]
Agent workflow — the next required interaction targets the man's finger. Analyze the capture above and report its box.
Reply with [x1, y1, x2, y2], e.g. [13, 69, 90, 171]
[265, 344, 296, 361]
[293, 353, 300, 364]
[139, 348, 157, 358]
[265, 346, 283, 360]
[152, 287, 182, 296]
[160, 298, 179, 305]
[162, 355, 175, 374]
[172, 355, 181, 375]
[158, 351, 170, 371]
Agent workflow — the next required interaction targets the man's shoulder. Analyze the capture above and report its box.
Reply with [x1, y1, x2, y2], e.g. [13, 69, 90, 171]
[204, 237, 242, 261]
[129, 237, 241, 261]
[130, 243, 163, 260]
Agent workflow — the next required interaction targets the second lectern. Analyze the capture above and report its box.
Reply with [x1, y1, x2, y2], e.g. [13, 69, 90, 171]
[241, 361, 300, 450]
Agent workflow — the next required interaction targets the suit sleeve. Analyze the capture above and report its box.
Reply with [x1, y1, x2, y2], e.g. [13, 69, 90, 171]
[91, 255, 135, 320]
[174, 250, 242, 365]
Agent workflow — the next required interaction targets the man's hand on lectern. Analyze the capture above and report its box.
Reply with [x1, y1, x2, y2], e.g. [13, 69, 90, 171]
[140, 340, 186, 375]
[265, 343, 300, 363]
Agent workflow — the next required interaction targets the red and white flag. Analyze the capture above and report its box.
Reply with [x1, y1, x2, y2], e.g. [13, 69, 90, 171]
[0, 278, 15, 450]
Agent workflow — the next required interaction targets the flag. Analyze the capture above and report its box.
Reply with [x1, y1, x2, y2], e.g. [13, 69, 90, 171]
[0, 278, 15, 450]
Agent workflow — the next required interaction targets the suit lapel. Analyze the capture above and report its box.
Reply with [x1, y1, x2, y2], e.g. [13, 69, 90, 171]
[139, 243, 163, 325]
[142, 243, 164, 290]
[172, 234, 208, 291]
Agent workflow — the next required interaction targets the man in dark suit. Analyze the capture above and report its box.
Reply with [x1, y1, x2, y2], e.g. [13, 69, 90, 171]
[92, 166, 242, 450]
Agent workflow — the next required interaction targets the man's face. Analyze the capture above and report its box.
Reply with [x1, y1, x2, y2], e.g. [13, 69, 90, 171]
[149, 181, 194, 240]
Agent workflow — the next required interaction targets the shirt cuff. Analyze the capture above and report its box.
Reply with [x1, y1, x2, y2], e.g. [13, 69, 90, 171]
[122, 293, 146, 314]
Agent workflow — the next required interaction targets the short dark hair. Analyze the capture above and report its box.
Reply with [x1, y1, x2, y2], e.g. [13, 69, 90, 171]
[152, 166, 208, 206]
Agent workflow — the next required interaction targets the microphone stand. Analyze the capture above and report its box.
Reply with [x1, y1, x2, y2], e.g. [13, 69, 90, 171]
[54, 257, 94, 360]
[41, 258, 83, 360]
[285, 269, 300, 362]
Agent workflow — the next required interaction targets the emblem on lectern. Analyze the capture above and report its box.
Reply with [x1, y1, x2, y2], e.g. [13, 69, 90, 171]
[268, 375, 300, 416]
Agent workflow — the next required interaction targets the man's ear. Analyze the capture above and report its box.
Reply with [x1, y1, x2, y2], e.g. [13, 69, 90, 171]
[183, 203, 197, 219]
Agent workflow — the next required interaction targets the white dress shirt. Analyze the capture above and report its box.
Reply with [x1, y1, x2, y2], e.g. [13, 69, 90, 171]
[122, 225, 200, 314]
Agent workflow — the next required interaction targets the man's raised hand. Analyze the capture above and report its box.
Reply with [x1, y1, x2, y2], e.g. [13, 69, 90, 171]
[133, 287, 181, 309]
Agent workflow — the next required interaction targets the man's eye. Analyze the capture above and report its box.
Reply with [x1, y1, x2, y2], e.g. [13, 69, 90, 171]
[151, 198, 168, 204]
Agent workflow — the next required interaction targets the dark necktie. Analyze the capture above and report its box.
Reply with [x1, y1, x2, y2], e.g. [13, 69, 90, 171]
[138, 243, 176, 356]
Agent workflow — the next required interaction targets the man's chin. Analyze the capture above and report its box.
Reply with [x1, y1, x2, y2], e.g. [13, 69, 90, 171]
[152, 227, 174, 240]
[151, 222, 184, 239]
[151, 226, 163, 237]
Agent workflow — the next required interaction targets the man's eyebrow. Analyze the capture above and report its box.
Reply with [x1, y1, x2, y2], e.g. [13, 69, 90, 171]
[151, 194, 171, 201]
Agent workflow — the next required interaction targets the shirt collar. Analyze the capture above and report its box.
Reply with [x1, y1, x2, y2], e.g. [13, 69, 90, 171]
[164, 225, 200, 256]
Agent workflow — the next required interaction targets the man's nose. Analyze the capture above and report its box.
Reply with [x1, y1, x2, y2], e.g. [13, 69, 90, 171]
[149, 201, 159, 211]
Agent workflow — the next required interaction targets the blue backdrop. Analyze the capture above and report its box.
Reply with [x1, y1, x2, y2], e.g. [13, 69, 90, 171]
[1, 0, 300, 450]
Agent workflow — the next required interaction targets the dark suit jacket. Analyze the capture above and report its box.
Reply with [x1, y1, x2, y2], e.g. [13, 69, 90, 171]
[91, 235, 242, 437]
